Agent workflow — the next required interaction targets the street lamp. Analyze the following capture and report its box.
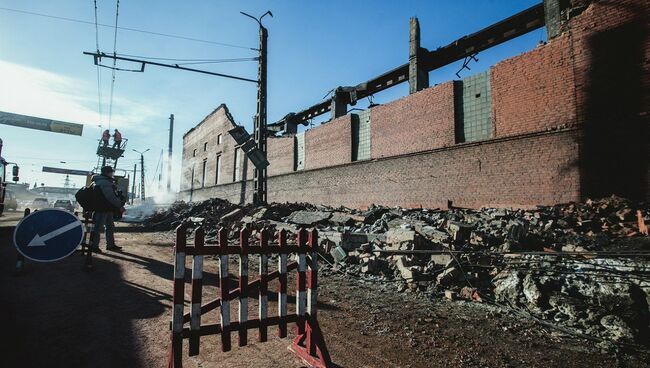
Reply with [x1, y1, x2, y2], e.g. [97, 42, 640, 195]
[133, 148, 149, 200]
[241, 10, 272, 205]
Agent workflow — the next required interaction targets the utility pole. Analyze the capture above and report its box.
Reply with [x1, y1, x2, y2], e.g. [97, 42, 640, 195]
[131, 163, 136, 204]
[140, 154, 146, 200]
[242, 10, 272, 206]
[133, 148, 149, 201]
[167, 114, 174, 192]
[158, 149, 163, 191]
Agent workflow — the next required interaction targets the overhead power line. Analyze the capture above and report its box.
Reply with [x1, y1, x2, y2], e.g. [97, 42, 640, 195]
[0, 6, 256, 50]
[107, 0, 120, 130]
[115, 53, 258, 64]
[93, 0, 102, 126]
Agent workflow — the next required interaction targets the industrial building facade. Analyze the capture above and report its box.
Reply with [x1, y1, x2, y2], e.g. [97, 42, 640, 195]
[181, 0, 649, 209]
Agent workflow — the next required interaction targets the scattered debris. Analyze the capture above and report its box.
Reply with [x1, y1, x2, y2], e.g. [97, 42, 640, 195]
[144, 195, 650, 345]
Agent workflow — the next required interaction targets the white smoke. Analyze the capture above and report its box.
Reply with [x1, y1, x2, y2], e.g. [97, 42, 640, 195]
[121, 191, 177, 222]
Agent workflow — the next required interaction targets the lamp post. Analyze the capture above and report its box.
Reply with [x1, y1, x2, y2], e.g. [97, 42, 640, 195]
[241, 10, 272, 206]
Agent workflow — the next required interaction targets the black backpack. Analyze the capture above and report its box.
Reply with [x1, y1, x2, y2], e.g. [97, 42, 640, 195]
[75, 185, 99, 211]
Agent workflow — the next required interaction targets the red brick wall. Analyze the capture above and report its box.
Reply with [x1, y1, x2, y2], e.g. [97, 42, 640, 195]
[566, 0, 649, 201]
[180, 0, 649, 206]
[183, 130, 581, 209]
[304, 115, 352, 170]
[371, 82, 455, 159]
[267, 136, 295, 176]
[492, 37, 577, 137]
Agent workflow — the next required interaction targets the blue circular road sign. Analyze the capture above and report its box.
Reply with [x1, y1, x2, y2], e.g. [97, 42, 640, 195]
[14, 208, 84, 262]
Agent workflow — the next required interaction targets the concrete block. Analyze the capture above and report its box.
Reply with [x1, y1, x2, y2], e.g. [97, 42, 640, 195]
[447, 221, 473, 243]
[330, 246, 347, 263]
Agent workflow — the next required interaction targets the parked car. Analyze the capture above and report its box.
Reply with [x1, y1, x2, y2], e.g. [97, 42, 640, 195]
[53, 199, 75, 212]
[31, 197, 50, 209]
[5, 191, 18, 211]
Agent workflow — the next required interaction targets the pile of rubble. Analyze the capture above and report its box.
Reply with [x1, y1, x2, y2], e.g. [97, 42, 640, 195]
[144, 198, 238, 230]
[320, 196, 650, 345]
[145, 195, 650, 345]
[144, 198, 312, 237]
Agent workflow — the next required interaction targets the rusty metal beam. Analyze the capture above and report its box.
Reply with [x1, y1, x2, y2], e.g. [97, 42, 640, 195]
[269, 3, 545, 130]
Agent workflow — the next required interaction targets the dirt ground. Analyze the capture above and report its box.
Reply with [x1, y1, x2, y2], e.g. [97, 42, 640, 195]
[1, 218, 648, 368]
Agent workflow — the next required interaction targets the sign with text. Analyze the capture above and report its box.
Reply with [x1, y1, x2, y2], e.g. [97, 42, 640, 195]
[42, 166, 92, 176]
[0, 111, 84, 136]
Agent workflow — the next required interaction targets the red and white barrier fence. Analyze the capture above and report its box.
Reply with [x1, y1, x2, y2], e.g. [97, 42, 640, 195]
[169, 224, 332, 368]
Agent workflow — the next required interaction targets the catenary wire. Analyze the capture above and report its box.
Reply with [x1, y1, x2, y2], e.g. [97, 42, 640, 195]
[0, 7, 255, 50]
[107, 0, 120, 130]
[93, 0, 103, 126]
[115, 53, 258, 63]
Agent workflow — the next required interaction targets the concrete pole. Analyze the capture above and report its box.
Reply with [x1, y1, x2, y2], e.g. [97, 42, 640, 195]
[140, 153, 146, 200]
[253, 24, 268, 205]
[131, 164, 136, 204]
[167, 114, 174, 192]
[409, 17, 429, 94]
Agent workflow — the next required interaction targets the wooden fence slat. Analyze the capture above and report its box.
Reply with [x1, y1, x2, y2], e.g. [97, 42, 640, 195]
[258, 228, 269, 342]
[218, 228, 231, 352]
[278, 229, 288, 338]
[296, 228, 308, 336]
[189, 227, 205, 356]
[171, 224, 188, 368]
[307, 228, 319, 355]
[238, 227, 249, 347]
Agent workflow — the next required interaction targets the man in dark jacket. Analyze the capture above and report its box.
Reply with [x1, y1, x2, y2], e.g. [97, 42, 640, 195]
[90, 166, 125, 251]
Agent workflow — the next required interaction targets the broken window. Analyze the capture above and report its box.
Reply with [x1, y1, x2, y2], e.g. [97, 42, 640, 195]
[233, 148, 242, 181]
[215, 155, 221, 185]
[351, 110, 371, 161]
[455, 70, 493, 143]
[294, 132, 305, 171]
[201, 159, 207, 188]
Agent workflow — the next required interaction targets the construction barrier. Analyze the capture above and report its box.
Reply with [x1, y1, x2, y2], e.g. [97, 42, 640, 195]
[169, 224, 332, 368]
[79, 211, 95, 270]
[14, 209, 93, 274]
[13, 208, 30, 274]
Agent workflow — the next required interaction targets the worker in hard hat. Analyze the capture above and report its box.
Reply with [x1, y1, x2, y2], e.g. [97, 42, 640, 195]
[101, 129, 110, 146]
[112, 129, 123, 149]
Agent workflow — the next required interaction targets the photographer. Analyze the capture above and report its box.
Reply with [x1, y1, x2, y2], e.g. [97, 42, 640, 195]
[89, 166, 125, 252]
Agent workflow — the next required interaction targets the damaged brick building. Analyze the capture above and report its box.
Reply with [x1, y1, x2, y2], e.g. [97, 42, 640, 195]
[180, 0, 649, 209]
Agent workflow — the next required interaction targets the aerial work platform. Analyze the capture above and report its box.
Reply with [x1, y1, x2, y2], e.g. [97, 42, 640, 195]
[96, 138, 128, 169]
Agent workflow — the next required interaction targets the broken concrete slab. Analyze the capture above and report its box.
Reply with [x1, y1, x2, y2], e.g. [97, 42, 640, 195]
[286, 210, 332, 226]
[430, 253, 453, 265]
[444, 290, 457, 300]
[447, 221, 473, 243]
[420, 226, 450, 242]
[507, 219, 529, 243]
[329, 212, 356, 226]
[394, 256, 420, 280]
[436, 267, 461, 286]
[220, 208, 243, 222]
[361, 207, 389, 224]
[385, 228, 428, 249]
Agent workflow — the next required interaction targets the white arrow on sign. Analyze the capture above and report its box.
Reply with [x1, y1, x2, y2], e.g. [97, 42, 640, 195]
[27, 221, 82, 247]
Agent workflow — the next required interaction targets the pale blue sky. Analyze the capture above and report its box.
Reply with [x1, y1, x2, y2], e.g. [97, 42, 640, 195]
[0, 0, 544, 191]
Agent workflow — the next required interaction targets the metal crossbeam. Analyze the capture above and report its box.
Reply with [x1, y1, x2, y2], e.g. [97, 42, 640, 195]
[83, 51, 259, 84]
[268, 3, 545, 129]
